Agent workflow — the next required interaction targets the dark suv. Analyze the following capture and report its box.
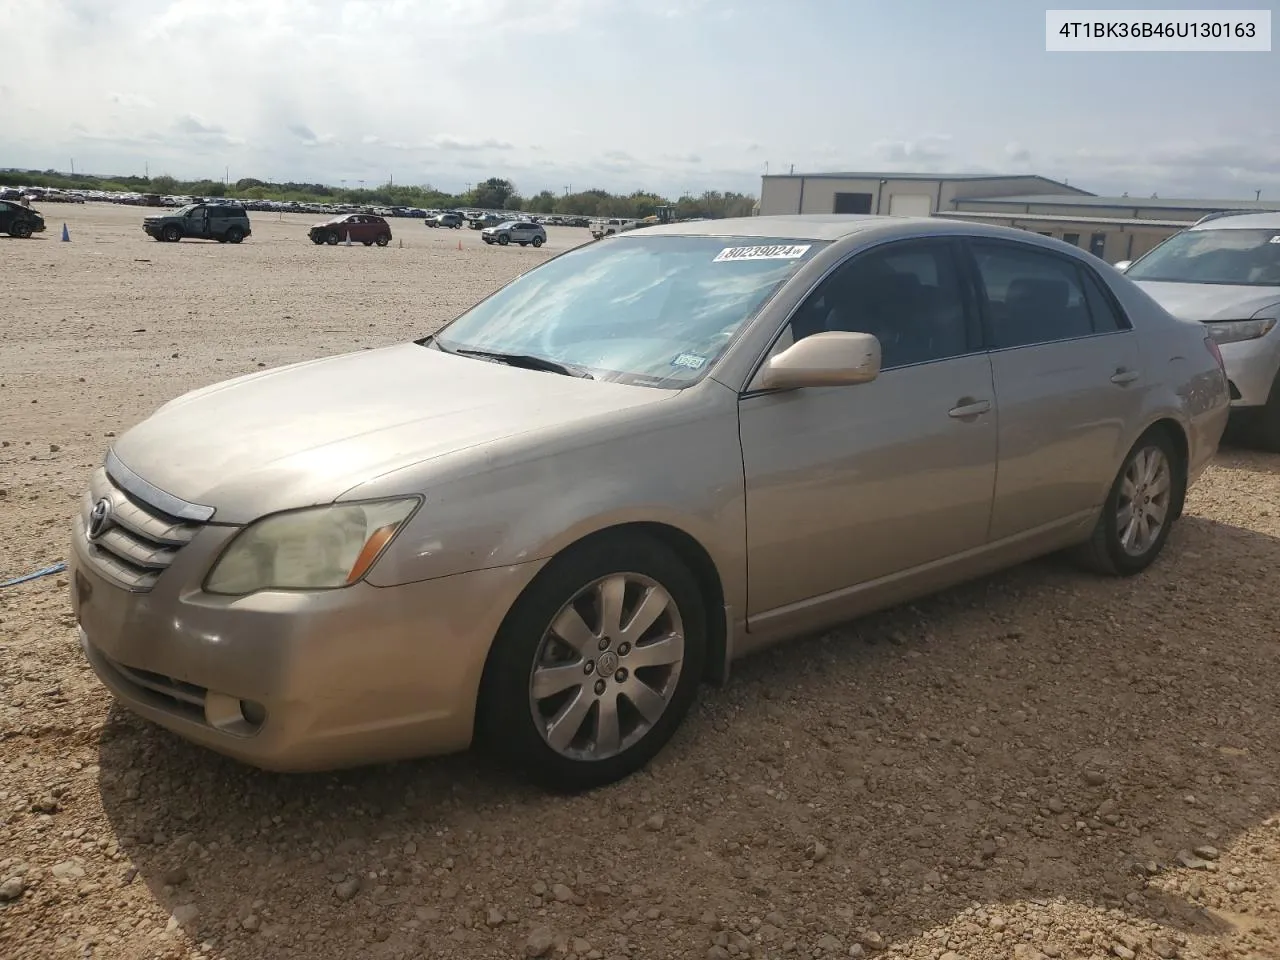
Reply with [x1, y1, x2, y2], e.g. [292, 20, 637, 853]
[0, 199, 46, 238]
[308, 213, 392, 246]
[143, 202, 251, 243]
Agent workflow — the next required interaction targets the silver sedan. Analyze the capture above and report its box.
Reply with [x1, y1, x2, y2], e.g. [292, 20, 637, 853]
[71, 215, 1229, 790]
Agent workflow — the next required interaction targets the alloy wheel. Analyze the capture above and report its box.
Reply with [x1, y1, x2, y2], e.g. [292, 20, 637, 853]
[528, 573, 685, 762]
[1116, 444, 1172, 557]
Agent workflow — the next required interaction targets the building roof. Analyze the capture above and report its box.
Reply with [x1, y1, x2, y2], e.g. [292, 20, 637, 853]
[637, 214, 893, 241]
[764, 171, 1085, 185]
[958, 193, 1280, 212]
[936, 210, 1192, 229]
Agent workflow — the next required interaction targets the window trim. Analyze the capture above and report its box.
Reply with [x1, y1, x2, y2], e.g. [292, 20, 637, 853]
[960, 237, 1132, 352]
[741, 235, 983, 396]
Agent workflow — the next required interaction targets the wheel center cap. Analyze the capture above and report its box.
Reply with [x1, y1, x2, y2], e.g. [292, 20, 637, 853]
[596, 651, 619, 676]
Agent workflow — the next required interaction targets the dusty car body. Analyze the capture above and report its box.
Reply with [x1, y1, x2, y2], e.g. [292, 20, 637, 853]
[308, 214, 392, 246]
[71, 215, 1229, 790]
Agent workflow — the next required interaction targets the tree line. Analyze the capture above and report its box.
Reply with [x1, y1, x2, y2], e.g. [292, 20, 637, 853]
[0, 170, 758, 220]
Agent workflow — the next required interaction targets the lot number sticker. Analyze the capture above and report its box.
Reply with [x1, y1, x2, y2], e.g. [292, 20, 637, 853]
[713, 244, 811, 263]
[1270, 235, 1280, 243]
[672, 353, 707, 370]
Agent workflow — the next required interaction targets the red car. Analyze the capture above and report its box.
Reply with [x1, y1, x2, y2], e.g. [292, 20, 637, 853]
[308, 214, 392, 246]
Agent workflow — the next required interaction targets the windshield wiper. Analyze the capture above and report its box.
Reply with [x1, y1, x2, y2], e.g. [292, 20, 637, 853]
[453, 348, 594, 379]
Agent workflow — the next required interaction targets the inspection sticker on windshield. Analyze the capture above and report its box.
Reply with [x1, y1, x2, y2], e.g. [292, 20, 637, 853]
[713, 243, 811, 263]
[1270, 235, 1280, 243]
[672, 353, 707, 370]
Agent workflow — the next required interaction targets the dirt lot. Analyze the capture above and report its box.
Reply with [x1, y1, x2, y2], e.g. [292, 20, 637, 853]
[2, 202, 1279, 960]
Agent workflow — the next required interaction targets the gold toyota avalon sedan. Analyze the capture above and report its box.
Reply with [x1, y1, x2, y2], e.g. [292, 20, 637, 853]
[71, 215, 1230, 790]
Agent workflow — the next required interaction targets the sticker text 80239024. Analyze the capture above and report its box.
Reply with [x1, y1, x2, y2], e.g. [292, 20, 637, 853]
[712, 244, 811, 263]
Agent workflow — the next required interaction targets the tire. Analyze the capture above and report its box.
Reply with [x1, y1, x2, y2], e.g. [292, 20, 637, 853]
[498, 234, 509, 246]
[375, 234, 390, 247]
[531, 235, 544, 248]
[483, 238, 492, 245]
[1073, 427, 1184, 576]
[1241, 373, 1280, 452]
[311, 235, 325, 245]
[10, 220, 33, 238]
[362, 240, 373, 246]
[225, 227, 244, 244]
[519, 241, 528, 246]
[162, 224, 181, 242]
[325, 231, 339, 245]
[478, 532, 707, 791]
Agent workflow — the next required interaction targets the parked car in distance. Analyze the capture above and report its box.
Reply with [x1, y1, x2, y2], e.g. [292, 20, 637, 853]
[71, 215, 1228, 791]
[426, 212, 463, 229]
[0, 198, 46, 237]
[590, 217, 638, 240]
[143, 203, 251, 243]
[481, 220, 547, 247]
[469, 213, 503, 230]
[309, 214, 393, 246]
[1114, 212, 1280, 449]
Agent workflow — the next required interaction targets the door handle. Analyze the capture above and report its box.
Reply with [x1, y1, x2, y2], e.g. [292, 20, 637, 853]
[948, 398, 992, 419]
[1111, 368, 1141, 385]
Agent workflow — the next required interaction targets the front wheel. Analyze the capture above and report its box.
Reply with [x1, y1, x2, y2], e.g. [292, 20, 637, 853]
[325, 231, 339, 245]
[498, 234, 509, 245]
[531, 235, 544, 248]
[1073, 428, 1183, 576]
[311, 235, 325, 245]
[478, 533, 706, 791]
[162, 224, 181, 242]
[10, 221, 33, 238]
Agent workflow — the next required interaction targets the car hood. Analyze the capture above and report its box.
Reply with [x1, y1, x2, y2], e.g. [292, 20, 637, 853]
[109, 343, 671, 524]
[1132, 280, 1280, 322]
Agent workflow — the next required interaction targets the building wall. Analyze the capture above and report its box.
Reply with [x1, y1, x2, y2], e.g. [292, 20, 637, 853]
[759, 175, 1085, 217]
[954, 199, 1217, 221]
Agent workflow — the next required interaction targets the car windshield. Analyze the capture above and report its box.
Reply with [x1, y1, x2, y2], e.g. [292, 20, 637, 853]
[1127, 228, 1280, 286]
[172, 204, 199, 216]
[433, 235, 825, 387]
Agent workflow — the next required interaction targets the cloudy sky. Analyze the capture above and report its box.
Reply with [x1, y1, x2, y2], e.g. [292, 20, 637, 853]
[1, 0, 1276, 200]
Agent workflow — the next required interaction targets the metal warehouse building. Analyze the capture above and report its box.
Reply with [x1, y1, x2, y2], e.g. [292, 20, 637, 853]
[758, 171, 1280, 263]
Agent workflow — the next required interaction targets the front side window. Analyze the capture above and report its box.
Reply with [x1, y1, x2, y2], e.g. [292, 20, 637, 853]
[186, 206, 205, 219]
[1126, 228, 1280, 286]
[971, 242, 1096, 348]
[434, 235, 824, 387]
[790, 240, 973, 370]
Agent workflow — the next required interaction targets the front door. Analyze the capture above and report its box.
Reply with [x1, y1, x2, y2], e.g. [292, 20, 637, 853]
[739, 238, 998, 619]
[966, 239, 1145, 541]
[184, 206, 208, 238]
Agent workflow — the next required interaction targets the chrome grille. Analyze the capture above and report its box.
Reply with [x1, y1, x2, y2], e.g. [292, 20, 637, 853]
[80, 466, 204, 591]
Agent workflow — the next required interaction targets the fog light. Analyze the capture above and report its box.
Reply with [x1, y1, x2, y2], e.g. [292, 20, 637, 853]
[204, 692, 265, 735]
[239, 699, 266, 727]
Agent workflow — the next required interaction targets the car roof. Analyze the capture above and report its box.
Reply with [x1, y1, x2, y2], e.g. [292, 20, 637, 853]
[637, 214, 931, 241]
[1189, 212, 1280, 230]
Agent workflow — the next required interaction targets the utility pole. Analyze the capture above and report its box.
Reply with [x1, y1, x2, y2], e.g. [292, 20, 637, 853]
[1257, 189, 1263, 201]
[145, 161, 149, 179]
[70, 158, 75, 176]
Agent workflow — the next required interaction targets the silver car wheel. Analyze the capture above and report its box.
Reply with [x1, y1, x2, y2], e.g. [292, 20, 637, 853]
[1116, 444, 1172, 557]
[528, 572, 685, 762]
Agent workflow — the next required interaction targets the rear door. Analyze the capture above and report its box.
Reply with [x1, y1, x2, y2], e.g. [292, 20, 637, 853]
[965, 238, 1144, 541]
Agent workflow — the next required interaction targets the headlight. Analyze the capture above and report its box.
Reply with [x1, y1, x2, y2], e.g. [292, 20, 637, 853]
[205, 498, 419, 595]
[1206, 318, 1277, 345]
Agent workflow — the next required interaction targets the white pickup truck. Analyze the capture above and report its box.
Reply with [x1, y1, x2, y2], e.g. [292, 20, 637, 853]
[589, 217, 638, 240]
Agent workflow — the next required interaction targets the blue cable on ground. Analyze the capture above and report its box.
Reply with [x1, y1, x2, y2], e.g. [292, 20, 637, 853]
[0, 562, 68, 588]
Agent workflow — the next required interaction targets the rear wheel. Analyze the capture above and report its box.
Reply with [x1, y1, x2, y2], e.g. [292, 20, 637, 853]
[478, 533, 706, 791]
[375, 234, 390, 247]
[162, 224, 181, 242]
[1073, 427, 1183, 576]
[224, 227, 244, 244]
[10, 220, 33, 238]
[531, 235, 544, 248]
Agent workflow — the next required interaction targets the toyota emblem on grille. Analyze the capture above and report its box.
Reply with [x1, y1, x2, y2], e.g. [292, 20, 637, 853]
[87, 497, 114, 540]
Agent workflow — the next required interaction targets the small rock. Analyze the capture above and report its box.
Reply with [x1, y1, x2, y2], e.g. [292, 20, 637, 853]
[50, 861, 85, 880]
[526, 926, 556, 957]
[242, 915, 260, 932]
[849, 947, 866, 959]
[486, 907, 505, 927]
[1151, 938, 1178, 959]
[987, 917, 1007, 932]
[816, 934, 843, 953]
[1046, 798, 1066, 814]
[334, 877, 361, 900]
[940, 953, 962, 960]
[643, 814, 665, 832]
[30, 797, 59, 814]
[1013, 946, 1046, 960]
[1193, 845, 1219, 860]
[858, 931, 884, 951]
[0, 877, 24, 901]
[162, 865, 189, 886]
[707, 947, 731, 960]
[1082, 771, 1106, 786]
[167, 904, 199, 931]
[1176, 850, 1212, 870]
[1112, 946, 1136, 960]
[50, 443, 61, 453]
[1097, 798, 1118, 817]
[812, 841, 829, 862]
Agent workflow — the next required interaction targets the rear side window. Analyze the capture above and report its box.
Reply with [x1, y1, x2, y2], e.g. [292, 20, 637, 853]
[1079, 268, 1129, 333]
[971, 242, 1095, 349]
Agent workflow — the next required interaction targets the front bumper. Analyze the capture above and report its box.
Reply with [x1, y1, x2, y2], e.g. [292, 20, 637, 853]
[71, 515, 546, 772]
[1220, 334, 1280, 407]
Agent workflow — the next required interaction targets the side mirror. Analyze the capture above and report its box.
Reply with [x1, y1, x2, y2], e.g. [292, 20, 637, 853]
[758, 331, 882, 391]
[1112, 260, 1132, 273]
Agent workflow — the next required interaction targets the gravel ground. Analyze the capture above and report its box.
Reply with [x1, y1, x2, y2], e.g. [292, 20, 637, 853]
[2, 203, 1279, 960]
